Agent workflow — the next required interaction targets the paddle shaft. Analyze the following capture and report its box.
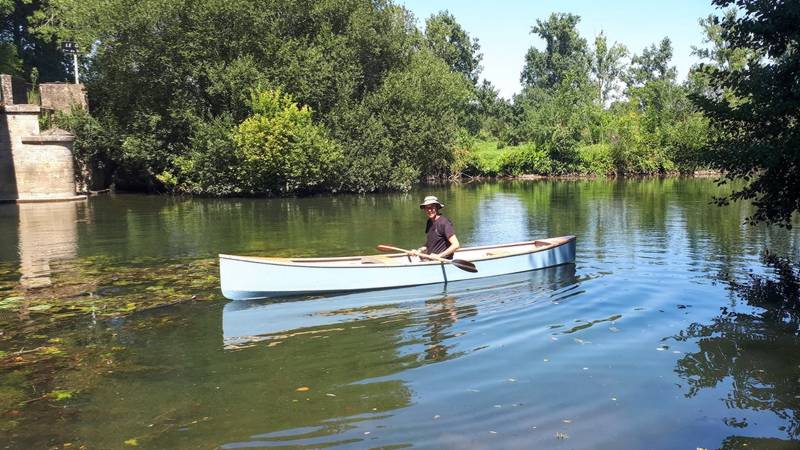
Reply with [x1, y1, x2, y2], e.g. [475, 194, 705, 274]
[376, 244, 477, 273]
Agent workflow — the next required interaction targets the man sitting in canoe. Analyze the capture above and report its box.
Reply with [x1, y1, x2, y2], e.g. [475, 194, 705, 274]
[411, 195, 461, 260]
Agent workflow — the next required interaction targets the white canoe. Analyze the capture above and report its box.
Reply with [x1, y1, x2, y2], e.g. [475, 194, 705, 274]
[219, 235, 576, 300]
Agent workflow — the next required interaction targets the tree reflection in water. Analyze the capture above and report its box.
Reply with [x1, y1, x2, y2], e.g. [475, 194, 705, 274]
[673, 253, 800, 447]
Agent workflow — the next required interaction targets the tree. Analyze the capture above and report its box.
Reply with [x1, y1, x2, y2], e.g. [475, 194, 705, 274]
[688, 8, 756, 103]
[625, 37, 677, 88]
[33, 0, 463, 194]
[0, 0, 69, 80]
[591, 31, 628, 106]
[424, 11, 482, 84]
[520, 13, 590, 90]
[330, 49, 472, 191]
[692, 0, 800, 227]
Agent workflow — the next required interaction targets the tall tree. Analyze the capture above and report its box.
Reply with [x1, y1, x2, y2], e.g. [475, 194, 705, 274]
[625, 37, 677, 87]
[520, 12, 590, 89]
[424, 10, 482, 84]
[692, 0, 800, 227]
[0, 0, 68, 80]
[591, 31, 628, 106]
[688, 8, 756, 100]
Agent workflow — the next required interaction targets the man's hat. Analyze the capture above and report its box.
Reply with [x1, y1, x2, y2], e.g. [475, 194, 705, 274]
[419, 195, 445, 209]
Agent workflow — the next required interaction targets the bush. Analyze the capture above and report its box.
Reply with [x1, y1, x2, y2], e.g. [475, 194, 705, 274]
[577, 143, 613, 176]
[233, 88, 342, 194]
[499, 144, 552, 176]
[664, 112, 709, 174]
[327, 50, 472, 191]
[167, 115, 241, 195]
[47, 108, 121, 191]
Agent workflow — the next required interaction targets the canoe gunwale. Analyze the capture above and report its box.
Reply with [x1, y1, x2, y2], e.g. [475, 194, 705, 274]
[219, 235, 575, 269]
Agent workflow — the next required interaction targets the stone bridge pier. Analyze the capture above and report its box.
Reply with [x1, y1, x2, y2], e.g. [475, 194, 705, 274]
[0, 103, 86, 203]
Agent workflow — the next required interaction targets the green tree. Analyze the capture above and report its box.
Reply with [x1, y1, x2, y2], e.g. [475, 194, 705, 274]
[692, 0, 800, 227]
[625, 37, 677, 88]
[0, 0, 20, 74]
[514, 13, 597, 168]
[520, 12, 590, 90]
[591, 31, 627, 106]
[473, 79, 512, 140]
[330, 49, 472, 191]
[1, 0, 69, 81]
[33, 0, 447, 193]
[424, 10, 482, 84]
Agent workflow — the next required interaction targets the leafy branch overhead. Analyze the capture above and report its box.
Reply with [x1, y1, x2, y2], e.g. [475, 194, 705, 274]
[691, 0, 800, 227]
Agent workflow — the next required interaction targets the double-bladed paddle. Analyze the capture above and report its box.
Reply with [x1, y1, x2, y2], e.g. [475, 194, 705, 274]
[376, 244, 478, 273]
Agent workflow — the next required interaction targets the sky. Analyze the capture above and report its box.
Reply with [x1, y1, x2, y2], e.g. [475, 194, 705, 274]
[398, 0, 722, 99]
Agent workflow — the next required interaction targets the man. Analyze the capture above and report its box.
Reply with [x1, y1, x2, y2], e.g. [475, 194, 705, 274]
[411, 195, 460, 260]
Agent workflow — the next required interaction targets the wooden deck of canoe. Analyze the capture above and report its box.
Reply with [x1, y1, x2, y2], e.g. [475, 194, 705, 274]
[224, 237, 571, 267]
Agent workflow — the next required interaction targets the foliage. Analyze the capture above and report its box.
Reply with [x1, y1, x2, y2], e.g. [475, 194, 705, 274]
[47, 108, 122, 190]
[424, 10, 482, 85]
[498, 144, 552, 176]
[520, 13, 590, 90]
[9, 1, 724, 190]
[328, 50, 472, 191]
[576, 143, 613, 176]
[232, 89, 342, 194]
[168, 115, 241, 195]
[459, 140, 505, 176]
[691, 0, 800, 227]
[0, 41, 21, 75]
[0, 0, 69, 81]
[592, 31, 628, 105]
[625, 37, 677, 88]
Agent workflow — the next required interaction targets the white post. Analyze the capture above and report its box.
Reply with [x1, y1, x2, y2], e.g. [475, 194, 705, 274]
[73, 53, 79, 84]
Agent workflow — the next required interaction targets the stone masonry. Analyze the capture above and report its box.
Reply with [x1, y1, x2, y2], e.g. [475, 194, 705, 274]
[39, 83, 88, 112]
[0, 74, 86, 203]
[0, 103, 85, 202]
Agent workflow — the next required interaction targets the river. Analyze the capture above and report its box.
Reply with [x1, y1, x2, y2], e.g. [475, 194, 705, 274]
[1, 178, 799, 449]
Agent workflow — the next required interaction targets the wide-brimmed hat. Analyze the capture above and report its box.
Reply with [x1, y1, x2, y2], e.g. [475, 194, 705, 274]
[419, 195, 445, 209]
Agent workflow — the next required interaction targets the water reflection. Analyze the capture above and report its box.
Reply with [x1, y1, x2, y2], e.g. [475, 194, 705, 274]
[672, 255, 800, 444]
[223, 268, 573, 347]
[16, 202, 82, 288]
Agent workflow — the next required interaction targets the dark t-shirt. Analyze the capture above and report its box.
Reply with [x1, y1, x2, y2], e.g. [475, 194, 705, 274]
[425, 216, 455, 259]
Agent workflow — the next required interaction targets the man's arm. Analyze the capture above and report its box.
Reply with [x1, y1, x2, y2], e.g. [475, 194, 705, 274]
[432, 235, 460, 259]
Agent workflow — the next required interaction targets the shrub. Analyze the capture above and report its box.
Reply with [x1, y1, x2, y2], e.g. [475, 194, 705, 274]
[233, 88, 342, 194]
[48, 108, 121, 191]
[167, 115, 241, 195]
[577, 143, 613, 176]
[499, 144, 552, 176]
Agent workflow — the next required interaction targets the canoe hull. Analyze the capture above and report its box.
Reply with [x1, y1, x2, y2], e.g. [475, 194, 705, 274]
[220, 236, 576, 300]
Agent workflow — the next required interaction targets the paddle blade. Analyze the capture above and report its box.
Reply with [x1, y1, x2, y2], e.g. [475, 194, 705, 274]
[376, 244, 404, 253]
[452, 259, 478, 273]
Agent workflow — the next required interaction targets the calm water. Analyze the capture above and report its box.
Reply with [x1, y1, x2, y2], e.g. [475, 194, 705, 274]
[1, 178, 799, 449]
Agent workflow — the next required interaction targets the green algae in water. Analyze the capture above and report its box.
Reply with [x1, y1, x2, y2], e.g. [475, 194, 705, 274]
[48, 389, 74, 401]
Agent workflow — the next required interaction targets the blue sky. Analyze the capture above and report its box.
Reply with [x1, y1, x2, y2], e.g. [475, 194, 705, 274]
[398, 0, 722, 99]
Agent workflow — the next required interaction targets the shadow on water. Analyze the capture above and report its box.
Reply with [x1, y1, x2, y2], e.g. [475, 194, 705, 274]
[672, 253, 800, 448]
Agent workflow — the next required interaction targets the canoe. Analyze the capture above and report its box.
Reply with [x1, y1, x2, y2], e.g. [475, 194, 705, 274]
[219, 235, 576, 300]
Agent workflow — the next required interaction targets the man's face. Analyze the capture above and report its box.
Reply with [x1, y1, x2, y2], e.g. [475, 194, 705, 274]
[423, 204, 439, 220]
